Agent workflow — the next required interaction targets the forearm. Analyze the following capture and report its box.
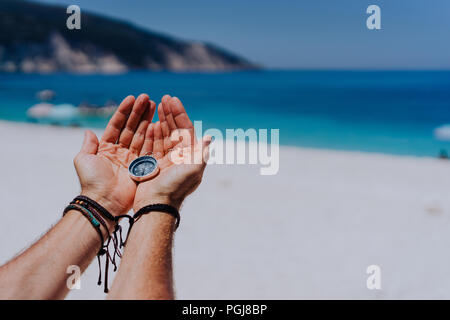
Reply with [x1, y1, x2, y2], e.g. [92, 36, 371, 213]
[107, 212, 176, 300]
[0, 210, 109, 299]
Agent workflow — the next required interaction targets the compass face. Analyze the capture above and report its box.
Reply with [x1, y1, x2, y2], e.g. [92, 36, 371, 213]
[128, 156, 158, 180]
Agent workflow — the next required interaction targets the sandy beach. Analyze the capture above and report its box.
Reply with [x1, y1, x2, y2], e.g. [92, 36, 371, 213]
[1, 120, 450, 299]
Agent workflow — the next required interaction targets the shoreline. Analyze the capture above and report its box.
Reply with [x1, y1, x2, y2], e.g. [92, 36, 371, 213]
[0, 119, 446, 161]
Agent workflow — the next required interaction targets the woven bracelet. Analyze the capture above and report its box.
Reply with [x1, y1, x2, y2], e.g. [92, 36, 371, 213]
[133, 203, 180, 230]
[63, 204, 105, 249]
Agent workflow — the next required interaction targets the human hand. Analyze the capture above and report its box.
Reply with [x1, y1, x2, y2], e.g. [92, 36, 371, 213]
[74, 94, 156, 221]
[133, 95, 211, 211]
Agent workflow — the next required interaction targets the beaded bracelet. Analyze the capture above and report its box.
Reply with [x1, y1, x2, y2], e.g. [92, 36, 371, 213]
[70, 198, 111, 236]
[73, 195, 115, 222]
[63, 203, 105, 247]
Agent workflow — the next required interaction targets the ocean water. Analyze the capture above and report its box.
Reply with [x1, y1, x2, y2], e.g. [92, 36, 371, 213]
[0, 70, 450, 157]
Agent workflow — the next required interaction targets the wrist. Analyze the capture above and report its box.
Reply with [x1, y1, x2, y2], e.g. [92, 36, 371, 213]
[134, 195, 182, 212]
[79, 191, 118, 233]
[65, 208, 112, 240]
[136, 210, 177, 228]
[132, 204, 180, 231]
[80, 190, 117, 213]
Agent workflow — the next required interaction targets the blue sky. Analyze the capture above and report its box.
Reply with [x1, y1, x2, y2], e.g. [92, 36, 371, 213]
[33, 0, 450, 69]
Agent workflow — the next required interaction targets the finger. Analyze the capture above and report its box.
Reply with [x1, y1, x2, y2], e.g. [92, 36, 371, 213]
[101, 95, 135, 143]
[129, 101, 152, 155]
[170, 96, 193, 129]
[161, 94, 171, 104]
[170, 97, 196, 146]
[118, 93, 150, 148]
[149, 100, 157, 121]
[202, 144, 211, 167]
[153, 121, 164, 159]
[157, 103, 170, 136]
[162, 95, 181, 150]
[158, 103, 173, 152]
[201, 135, 212, 164]
[79, 130, 99, 155]
[162, 95, 177, 131]
[202, 135, 213, 147]
[130, 100, 156, 155]
[192, 135, 212, 166]
[169, 129, 185, 151]
[141, 122, 154, 156]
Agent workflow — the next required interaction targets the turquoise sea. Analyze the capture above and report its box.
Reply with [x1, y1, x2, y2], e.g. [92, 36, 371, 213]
[1, 71, 450, 157]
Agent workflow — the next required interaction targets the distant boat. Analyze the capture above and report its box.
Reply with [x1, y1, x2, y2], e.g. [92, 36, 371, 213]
[28, 88, 117, 126]
[78, 100, 117, 117]
[27, 99, 117, 126]
[27, 103, 80, 126]
[48, 103, 79, 121]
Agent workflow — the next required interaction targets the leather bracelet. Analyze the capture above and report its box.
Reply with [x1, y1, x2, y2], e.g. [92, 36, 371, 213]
[74, 195, 116, 222]
[133, 204, 180, 230]
[72, 197, 134, 235]
[63, 204, 105, 250]
[71, 198, 111, 235]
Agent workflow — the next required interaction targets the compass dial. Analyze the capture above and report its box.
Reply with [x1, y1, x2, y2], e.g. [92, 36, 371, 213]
[132, 160, 155, 176]
[128, 156, 159, 181]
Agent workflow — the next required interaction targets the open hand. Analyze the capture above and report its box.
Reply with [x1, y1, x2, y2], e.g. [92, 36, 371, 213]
[74, 94, 156, 218]
[133, 95, 211, 211]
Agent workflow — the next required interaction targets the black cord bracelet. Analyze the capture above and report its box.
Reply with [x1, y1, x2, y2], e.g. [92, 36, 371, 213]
[74, 195, 116, 222]
[133, 204, 180, 230]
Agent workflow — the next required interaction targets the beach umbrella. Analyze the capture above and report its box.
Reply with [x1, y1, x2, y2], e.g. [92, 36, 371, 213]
[26, 103, 53, 119]
[48, 104, 79, 121]
[434, 125, 450, 141]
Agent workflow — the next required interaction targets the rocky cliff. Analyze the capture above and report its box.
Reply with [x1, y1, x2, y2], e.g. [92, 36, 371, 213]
[0, 0, 258, 73]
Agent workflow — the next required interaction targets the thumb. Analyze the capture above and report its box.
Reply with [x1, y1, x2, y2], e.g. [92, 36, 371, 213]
[201, 135, 213, 164]
[201, 135, 213, 149]
[79, 130, 99, 155]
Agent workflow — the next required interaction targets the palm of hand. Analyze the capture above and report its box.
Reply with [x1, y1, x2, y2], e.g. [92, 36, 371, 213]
[77, 142, 138, 214]
[74, 94, 157, 216]
[134, 146, 202, 210]
[133, 95, 212, 211]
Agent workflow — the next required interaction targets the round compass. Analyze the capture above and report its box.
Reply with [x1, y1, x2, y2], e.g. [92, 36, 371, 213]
[128, 155, 160, 182]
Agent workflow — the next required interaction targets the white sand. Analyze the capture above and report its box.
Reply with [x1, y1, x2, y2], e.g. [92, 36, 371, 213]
[1, 120, 450, 299]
